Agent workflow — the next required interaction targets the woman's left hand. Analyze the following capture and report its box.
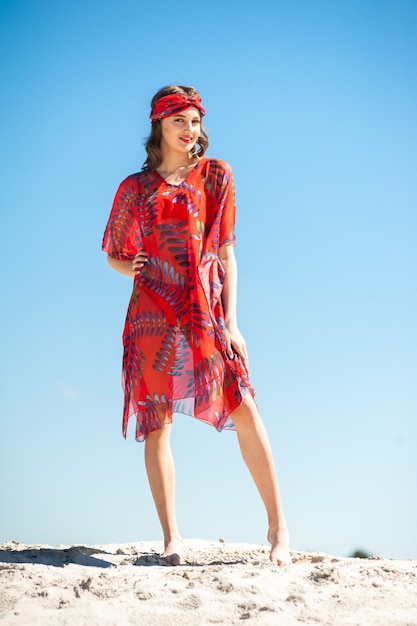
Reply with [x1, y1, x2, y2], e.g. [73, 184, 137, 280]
[225, 323, 250, 376]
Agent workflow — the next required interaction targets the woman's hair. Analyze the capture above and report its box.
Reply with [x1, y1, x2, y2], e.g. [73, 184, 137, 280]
[142, 85, 209, 172]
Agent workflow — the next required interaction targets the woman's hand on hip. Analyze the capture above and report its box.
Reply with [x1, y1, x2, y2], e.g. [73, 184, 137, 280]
[132, 250, 148, 274]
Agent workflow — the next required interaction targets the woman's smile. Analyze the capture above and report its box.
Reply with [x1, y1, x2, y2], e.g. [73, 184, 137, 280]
[160, 107, 201, 154]
[180, 135, 194, 144]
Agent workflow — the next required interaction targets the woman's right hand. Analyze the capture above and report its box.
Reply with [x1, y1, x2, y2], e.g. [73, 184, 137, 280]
[132, 250, 148, 274]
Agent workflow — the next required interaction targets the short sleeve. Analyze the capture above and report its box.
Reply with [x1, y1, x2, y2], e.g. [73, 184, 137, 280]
[218, 163, 237, 247]
[102, 175, 142, 260]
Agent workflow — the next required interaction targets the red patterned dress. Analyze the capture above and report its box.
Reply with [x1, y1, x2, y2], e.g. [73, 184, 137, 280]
[102, 157, 255, 441]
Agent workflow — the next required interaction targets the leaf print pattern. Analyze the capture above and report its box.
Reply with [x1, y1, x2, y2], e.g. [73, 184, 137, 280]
[194, 353, 225, 404]
[163, 182, 201, 217]
[153, 325, 191, 377]
[102, 175, 143, 260]
[138, 188, 160, 237]
[189, 301, 214, 348]
[155, 220, 189, 267]
[202, 159, 225, 200]
[123, 340, 146, 385]
[139, 255, 189, 316]
[129, 309, 167, 338]
[102, 158, 254, 442]
[190, 219, 205, 261]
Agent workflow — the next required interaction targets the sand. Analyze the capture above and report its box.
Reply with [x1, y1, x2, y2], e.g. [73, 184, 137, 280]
[0, 539, 416, 625]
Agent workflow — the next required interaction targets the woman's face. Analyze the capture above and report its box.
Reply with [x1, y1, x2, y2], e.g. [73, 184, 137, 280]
[160, 107, 201, 156]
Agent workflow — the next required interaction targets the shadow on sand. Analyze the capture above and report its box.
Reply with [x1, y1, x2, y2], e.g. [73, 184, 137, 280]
[0, 546, 249, 569]
[0, 546, 114, 568]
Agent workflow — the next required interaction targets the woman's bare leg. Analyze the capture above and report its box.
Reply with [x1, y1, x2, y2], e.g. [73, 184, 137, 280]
[144, 409, 183, 565]
[232, 394, 291, 565]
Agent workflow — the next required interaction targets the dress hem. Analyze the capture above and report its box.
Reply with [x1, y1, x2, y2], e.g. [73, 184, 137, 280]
[123, 385, 254, 443]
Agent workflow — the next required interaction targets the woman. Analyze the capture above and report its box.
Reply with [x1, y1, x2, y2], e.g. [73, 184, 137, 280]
[102, 85, 290, 566]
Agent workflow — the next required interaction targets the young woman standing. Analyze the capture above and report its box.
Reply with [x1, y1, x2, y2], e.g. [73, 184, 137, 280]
[103, 85, 291, 566]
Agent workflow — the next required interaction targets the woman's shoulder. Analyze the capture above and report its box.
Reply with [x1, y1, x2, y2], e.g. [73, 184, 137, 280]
[117, 170, 149, 188]
[202, 157, 232, 173]
[200, 158, 234, 186]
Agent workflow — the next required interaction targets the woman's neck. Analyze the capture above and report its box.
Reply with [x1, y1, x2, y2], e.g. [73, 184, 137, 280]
[156, 151, 199, 185]
[158, 152, 196, 175]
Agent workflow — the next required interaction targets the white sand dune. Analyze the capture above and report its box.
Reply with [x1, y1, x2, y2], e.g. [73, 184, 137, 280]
[0, 539, 416, 625]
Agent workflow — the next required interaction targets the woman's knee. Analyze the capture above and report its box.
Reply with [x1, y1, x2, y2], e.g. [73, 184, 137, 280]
[232, 393, 259, 425]
[145, 423, 172, 454]
[154, 402, 172, 426]
[145, 406, 172, 444]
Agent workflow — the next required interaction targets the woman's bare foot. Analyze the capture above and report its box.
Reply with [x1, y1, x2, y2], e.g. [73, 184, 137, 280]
[268, 528, 291, 566]
[161, 538, 183, 566]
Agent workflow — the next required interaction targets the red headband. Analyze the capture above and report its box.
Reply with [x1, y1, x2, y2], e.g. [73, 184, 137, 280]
[150, 93, 206, 122]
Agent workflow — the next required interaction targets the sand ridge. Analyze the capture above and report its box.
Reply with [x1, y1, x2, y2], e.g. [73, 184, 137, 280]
[0, 539, 416, 625]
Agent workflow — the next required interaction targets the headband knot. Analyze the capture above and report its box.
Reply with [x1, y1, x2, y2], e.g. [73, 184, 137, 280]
[150, 93, 206, 122]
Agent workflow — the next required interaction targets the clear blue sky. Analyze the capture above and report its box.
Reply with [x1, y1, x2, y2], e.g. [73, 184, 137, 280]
[1, 0, 416, 559]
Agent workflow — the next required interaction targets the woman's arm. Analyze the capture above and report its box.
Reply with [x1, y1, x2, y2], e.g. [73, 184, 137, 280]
[107, 255, 135, 277]
[218, 244, 249, 374]
[107, 251, 148, 278]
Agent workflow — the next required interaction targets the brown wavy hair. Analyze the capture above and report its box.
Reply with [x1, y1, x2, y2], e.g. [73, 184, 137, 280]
[142, 85, 209, 172]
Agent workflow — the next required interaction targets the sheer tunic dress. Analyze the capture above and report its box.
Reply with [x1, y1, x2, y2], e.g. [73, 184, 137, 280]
[102, 157, 255, 442]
